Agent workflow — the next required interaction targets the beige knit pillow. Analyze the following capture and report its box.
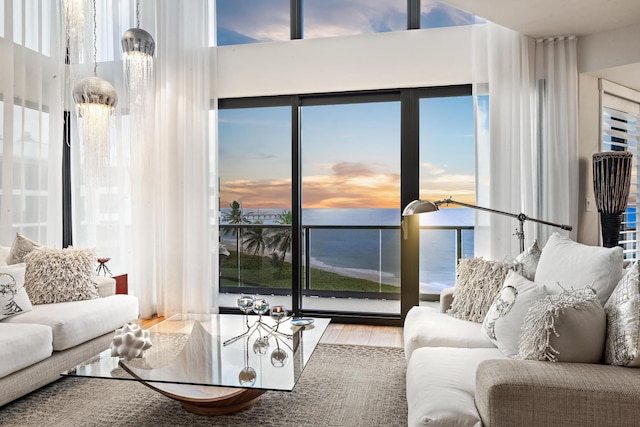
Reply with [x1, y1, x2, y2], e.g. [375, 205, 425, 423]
[24, 247, 99, 304]
[448, 257, 517, 323]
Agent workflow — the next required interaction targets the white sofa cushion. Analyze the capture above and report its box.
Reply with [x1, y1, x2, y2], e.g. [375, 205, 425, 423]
[0, 323, 52, 378]
[3, 295, 138, 351]
[535, 232, 624, 306]
[406, 347, 507, 427]
[404, 306, 495, 361]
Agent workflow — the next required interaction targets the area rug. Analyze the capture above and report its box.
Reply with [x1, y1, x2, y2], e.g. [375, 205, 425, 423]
[0, 344, 407, 427]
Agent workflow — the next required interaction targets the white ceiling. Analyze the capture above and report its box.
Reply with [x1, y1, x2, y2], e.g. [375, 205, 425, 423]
[441, 0, 640, 37]
[441, 0, 640, 90]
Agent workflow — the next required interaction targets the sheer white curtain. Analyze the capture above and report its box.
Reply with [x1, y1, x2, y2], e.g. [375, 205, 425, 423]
[0, 1, 65, 247]
[474, 23, 577, 259]
[145, 0, 213, 318]
[71, 0, 216, 318]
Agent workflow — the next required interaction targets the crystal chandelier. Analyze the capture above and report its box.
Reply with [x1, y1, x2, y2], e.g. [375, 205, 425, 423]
[63, 0, 86, 62]
[72, 0, 118, 183]
[121, 0, 155, 115]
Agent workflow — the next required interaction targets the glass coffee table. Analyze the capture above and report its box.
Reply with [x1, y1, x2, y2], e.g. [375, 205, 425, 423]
[63, 313, 330, 415]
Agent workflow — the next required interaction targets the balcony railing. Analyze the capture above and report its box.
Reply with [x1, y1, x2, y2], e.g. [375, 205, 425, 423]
[219, 224, 473, 300]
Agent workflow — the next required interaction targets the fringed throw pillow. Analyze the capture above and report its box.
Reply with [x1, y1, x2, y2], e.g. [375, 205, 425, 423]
[604, 262, 640, 367]
[24, 247, 100, 304]
[517, 287, 605, 363]
[448, 257, 518, 323]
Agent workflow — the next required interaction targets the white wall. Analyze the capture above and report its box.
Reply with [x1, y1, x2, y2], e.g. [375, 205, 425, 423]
[215, 26, 486, 98]
[578, 22, 640, 92]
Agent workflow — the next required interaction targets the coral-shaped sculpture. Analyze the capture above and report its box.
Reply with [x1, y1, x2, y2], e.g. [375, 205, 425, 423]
[110, 323, 152, 361]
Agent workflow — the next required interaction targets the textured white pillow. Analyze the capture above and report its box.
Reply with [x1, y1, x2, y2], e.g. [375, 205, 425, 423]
[6, 233, 41, 265]
[518, 288, 605, 363]
[535, 232, 624, 306]
[0, 246, 11, 266]
[604, 262, 640, 367]
[449, 258, 517, 323]
[0, 263, 32, 320]
[514, 240, 542, 281]
[24, 247, 99, 304]
[482, 271, 550, 357]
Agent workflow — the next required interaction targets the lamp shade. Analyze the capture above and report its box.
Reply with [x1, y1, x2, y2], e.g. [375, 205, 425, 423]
[402, 200, 440, 216]
[121, 28, 155, 57]
[72, 76, 118, 113]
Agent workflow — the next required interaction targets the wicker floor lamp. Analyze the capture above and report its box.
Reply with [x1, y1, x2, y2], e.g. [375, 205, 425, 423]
[592, 151, 633, 248]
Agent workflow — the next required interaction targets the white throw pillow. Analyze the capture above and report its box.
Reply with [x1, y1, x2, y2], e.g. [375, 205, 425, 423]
[535, 232, 624, 306]
[7, 233, 41, 265]
[0, 263, 32, 320]
[517, 288, 605, 363]
[514, 240, 541, 281]
[482, 271, 550, 358]
[604, 262, 640, 367]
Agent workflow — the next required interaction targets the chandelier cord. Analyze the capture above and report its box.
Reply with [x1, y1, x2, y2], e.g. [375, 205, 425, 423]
[136, 0, 140, 28]
[92, 0, 97, 76]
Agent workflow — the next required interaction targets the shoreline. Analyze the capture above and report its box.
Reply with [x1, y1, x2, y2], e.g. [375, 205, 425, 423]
[221, 241, 452, 294]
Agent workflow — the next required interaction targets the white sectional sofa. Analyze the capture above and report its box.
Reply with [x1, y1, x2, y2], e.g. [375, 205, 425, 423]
[404, 233, 640, 427]
[0, 277, 139, 407]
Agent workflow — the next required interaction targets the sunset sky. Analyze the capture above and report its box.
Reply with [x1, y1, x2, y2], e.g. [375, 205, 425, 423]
[218, 96, 476, 209]
[216, 0, 478, 210]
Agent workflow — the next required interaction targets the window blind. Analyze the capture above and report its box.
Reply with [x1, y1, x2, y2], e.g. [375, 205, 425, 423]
[601, 81, 640, 261]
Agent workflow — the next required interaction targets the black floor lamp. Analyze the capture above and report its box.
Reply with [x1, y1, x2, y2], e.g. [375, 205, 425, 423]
[402, 198, 573, 253]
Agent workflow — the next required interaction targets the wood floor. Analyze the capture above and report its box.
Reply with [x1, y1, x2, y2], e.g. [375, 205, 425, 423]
[139, 317, 403, 348]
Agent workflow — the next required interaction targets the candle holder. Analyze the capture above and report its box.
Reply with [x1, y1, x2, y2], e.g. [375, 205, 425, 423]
[223, 297, 292, 346]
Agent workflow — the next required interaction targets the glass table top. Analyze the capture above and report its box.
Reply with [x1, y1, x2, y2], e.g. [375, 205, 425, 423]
[62, 313, 330, 392]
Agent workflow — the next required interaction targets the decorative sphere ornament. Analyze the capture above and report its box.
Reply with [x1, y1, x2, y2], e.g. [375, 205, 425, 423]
[110, 322, 152, 361]
[238, 366, 257, 386]
[253, 337, 270, 355]
[271, 347, 288, 367]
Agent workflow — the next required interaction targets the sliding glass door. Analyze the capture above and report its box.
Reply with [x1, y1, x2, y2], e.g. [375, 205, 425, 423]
[300, 97, 401, 315]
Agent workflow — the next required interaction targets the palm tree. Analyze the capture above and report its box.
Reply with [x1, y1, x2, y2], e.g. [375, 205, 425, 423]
[243, 220, 268, 266]
[221, 201, 252, 236]
[221, 201, 253, 281]
[268, 210, 292, 278]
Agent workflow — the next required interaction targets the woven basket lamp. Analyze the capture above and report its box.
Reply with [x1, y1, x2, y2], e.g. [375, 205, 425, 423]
[592, 151, 633, 247]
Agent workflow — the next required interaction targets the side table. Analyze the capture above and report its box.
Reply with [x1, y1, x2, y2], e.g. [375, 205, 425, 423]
[113, 274, 128, 294]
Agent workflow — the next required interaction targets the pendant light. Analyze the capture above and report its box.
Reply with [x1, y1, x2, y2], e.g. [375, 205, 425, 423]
[121, 0, 155, 104]
[72, 0, 118, 183]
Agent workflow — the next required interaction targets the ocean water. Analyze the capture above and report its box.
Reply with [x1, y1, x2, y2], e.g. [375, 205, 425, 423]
[220, 208, 474, 293]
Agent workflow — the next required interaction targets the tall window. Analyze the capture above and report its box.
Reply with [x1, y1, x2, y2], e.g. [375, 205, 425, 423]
[218, 105, 292, 298]
[418, 95, 475, 295]
[217, 86, 476, 321]
[216, 0, 290, 46]
[601, 80, 640, 260]
[216, 0, 478, 46]
[303, 1, 406, 39]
